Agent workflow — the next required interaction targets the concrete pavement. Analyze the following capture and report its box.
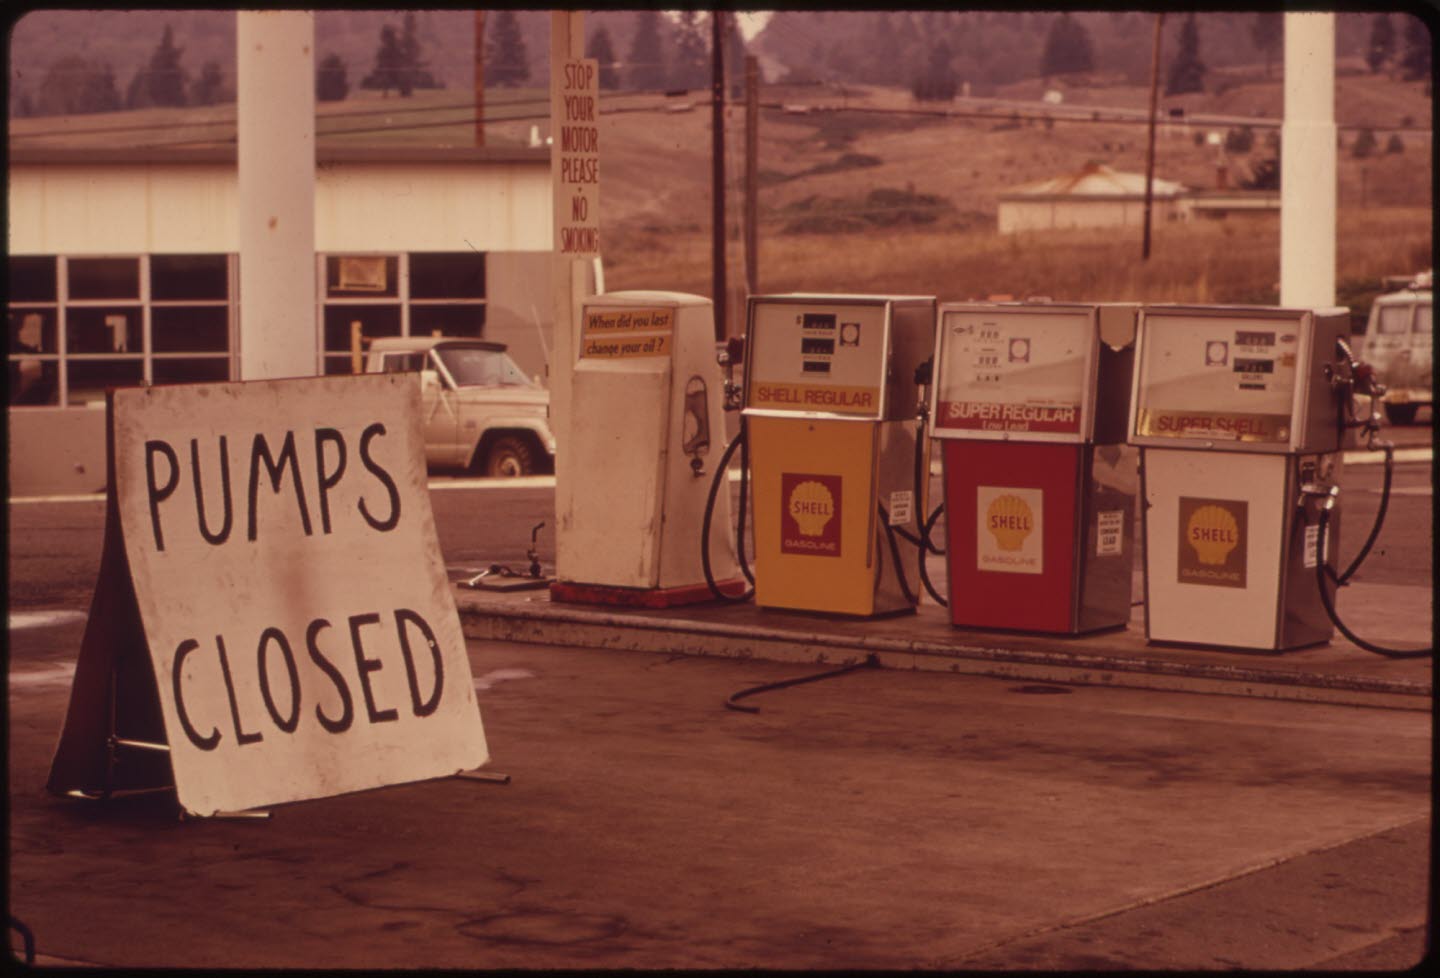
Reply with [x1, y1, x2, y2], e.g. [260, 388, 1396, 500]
[6, 444, 1431, 970]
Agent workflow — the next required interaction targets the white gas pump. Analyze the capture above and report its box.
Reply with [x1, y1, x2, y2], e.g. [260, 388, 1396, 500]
[929, 301, 1138, 634]
[552, 291, 744, 607]
[1129, 304, 1353, 652]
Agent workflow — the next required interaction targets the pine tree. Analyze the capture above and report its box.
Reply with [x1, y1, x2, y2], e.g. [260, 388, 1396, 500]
[189, 61, 224, 106]
[1399, 16, 1430, 81]
[317, 53, 350, 102]
[912, 40, 956, 101]
[131, 24, 187, 108]
[1165, 14, 1207, 95]
[627, 10, 666, 91]
[672, 11, 708, 90]
[724, 13, 747, 98]
[1040, 13, 1094, 77]
[486, 9, 530, 87]
[39, 55, 121, 115]
[1251, 13, 1282, 79]
[1367, 14, 1397, 73]
[587, 25, 620, 90]
[363, 25, 405, 96]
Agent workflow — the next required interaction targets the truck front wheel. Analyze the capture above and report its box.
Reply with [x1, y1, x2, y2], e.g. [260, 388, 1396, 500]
[483, 435, 535, 477]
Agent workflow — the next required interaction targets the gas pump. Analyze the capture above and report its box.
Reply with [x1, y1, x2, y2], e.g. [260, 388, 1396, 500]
[551, 291, 744, 607]
[1128, 304, 1353, 652]
[740, 294, 936, 617]
[929, 301, 1139, 634]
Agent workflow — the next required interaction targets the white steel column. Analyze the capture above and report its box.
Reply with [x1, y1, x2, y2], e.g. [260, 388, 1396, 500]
[1280, 12, 1336, 308]
[237, 10, 318, 379]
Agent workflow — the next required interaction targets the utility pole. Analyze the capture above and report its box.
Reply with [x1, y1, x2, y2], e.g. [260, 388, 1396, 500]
[711, 10, 727, 342]
[1142, 12, 1164, 261]
[744, 54, 759, 306]
[474, 11, 485, 147]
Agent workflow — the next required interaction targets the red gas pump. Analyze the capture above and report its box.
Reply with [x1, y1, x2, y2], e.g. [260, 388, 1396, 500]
[929, 301, 1139, 634]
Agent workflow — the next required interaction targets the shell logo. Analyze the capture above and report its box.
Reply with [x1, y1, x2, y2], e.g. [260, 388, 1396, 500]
[986, 494, 1034, 551]
[788, 480, 836, 537]
[1186, 504, 1240, 565]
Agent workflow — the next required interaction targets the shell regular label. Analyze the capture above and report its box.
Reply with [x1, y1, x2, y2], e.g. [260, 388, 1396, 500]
[781, 472, 842, 557]
[976, 486, 1043, 575]
[1177, 496, 1248, 589]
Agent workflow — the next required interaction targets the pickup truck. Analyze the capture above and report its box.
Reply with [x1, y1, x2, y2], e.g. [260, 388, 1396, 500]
[365, 336, 556, 476]
[1360, 273, 1432, 425]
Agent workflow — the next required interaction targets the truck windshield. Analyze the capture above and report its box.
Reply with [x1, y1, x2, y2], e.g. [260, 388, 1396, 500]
[435, 347, 534, 387]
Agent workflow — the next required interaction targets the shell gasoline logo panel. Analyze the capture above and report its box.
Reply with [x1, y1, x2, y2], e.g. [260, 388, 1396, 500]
[781, 473, 842, 557]
[1177, 496, 1248, 589]
[976, 486, 1043, 575]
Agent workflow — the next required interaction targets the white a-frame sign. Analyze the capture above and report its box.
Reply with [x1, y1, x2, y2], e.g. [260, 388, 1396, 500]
[47, 373, 490, 817]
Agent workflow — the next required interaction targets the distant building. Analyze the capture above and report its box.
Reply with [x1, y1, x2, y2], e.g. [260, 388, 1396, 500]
[996, 162, 1190, 234]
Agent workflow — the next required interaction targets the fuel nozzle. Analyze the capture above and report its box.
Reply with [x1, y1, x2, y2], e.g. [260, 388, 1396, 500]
[719, 335, 746, 411]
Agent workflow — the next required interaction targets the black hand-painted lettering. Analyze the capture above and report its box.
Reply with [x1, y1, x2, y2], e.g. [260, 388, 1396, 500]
[314, 428, 347, 535]
[357, 423, 401, 532]
[246, 431, 314, 541]
[306, 618, 353, 734]
[348, 612, 398, 724]
[191, 436, 233, 545]
[257, 626, 301, 734]
[145, 440, 180, 551]
[215, 634, 263, 746]
[172, 639, 221, 751]
[394, 608, 444, 717]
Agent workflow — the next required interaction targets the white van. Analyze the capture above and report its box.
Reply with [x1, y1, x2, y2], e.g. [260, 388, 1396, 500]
[1360, 273, 1432, 425]
[365, 336, 556, 476]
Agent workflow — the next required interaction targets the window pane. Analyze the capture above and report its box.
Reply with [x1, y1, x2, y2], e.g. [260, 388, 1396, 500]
[67, 359, 144, 405]
[8, 256, 57, 302]
[9, 307, 57, 354]
[152, 357, 232, 385]
[9, 359, 59, 405]
[325, 255, 398, 298]
[153, 306, 231, 352]
[323, 355, 359, 376]
[324, 305, 400, 351]
[151, 254, 229, 301]
[68, 257, 140, 300]
[411, 304, 486, 338]
[409, 252, 486, 299]
[1376, 306, 1411, 334]
[67, 306, 142, 354]
[1413, 305, 1431, 335]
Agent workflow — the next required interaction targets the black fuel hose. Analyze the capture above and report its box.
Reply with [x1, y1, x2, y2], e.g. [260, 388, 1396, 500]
[1314, 502, 1431, 659]
[701, 424, 754, 604]
[919, 503, 948, 607]
[878, 504, 919, 608]
[724, 654, 879, 713]
[1330, 443, 1394, 587]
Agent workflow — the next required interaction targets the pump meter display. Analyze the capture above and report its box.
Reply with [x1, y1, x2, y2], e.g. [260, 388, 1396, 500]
[931, 305, 1098, 441]
[745, 299, 892, 419]
[1130, 305, 1350, 454]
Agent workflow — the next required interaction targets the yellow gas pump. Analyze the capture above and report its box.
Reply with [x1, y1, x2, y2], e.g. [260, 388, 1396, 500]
[552, 291, 743, 607]
[742, 294, 936, 617]
[1128, 304, 1352, 652]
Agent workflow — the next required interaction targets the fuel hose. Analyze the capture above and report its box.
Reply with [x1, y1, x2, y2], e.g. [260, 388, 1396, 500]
[701, 423, 754, 604]
[724, 654, 879, 713]
[1305, 451, 1431, 659]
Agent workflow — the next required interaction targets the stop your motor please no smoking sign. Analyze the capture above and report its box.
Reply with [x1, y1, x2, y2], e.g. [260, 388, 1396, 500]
[47, 373, 489, 817]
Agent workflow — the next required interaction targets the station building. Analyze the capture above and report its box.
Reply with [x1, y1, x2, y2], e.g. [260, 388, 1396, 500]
[7, 135, 595, 494]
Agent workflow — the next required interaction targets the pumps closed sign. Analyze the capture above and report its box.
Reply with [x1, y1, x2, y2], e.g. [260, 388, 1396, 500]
[47, 374, 489, 817]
